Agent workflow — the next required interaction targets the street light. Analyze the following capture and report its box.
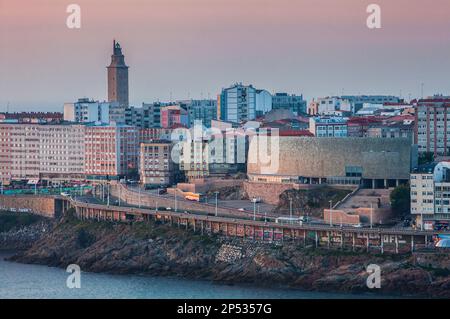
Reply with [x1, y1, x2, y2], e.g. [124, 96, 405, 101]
[139, 184, 142, 208]
[118, 181, 121, 206]
[174, 190, 178, 212]
[214, 191, 219, 217]
[107, 184, 110, 206]
[329, 200, 333, 226]
[370, 203, 373, 229]
[289, 198, 293, 224]
[252, 198, 257, 221]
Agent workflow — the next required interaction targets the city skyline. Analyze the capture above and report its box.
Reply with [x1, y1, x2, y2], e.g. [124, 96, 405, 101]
[1, 0, 450, 112]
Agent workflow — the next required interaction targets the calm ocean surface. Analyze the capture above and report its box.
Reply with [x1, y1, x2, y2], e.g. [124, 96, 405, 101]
[0, 252, 385, 299]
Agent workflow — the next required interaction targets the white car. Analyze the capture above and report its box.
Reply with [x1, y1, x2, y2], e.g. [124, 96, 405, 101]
[352, 223, 363, 228]
[238, 208, 245, 212]
[60, 192, 70, 197]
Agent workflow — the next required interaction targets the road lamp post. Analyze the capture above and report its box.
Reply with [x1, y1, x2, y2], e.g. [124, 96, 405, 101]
[370, 203, 373, 229]
[214, 191, 219, 217]
[139, 185, 142, 208]
[107, 184, 110, 206]
[174, 190, 178, 212]
[289, 198, 293, 224]
[253, 198, 257, 221]
[329, 200, 333, 226]
[118, 182, 121, 207]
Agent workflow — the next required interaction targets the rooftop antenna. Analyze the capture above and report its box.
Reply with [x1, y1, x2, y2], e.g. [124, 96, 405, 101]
[170, 91, 173, 103]
[6, 101, 10, 113]
[421, 83, 424, 99]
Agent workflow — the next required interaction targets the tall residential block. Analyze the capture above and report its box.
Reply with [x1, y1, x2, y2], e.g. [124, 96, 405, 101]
[415, 97, 450, 157]
[218, 83, 257, 124]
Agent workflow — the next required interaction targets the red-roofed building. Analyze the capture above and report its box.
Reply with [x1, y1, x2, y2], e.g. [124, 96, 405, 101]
[0, 112, 63, 124]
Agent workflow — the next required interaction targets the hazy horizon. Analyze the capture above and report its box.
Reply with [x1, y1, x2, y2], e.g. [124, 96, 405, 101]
[1, 0, 450, 112]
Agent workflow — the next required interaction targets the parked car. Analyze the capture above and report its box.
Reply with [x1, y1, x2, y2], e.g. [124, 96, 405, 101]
[352, 223, 363, 228]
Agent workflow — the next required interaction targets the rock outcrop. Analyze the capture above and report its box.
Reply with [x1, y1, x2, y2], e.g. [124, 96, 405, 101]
[9, 213, 450, 298]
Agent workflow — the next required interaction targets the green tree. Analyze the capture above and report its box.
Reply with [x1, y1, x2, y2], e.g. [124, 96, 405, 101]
[390, 185, 411, 216]
[419, 152, 434, 165]
[76, 228, 95, 248]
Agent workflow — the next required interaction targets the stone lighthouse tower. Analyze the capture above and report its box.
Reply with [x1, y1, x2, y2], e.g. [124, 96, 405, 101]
[107, 40, 129, 107]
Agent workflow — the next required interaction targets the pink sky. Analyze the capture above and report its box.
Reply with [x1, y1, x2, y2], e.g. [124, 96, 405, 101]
[1, 0, 450, 111]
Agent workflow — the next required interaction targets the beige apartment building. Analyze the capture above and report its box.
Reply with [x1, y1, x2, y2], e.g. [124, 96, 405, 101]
[140, 141, 176, 186]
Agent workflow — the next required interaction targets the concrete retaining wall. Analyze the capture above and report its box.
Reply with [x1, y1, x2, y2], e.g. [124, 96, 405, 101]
[0, 195, 58, 218]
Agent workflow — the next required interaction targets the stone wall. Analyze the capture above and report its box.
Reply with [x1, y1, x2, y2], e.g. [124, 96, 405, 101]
[323, 207, 393, 225]
[0, 195, 57, 218]
[353, 207, 393, 225]
[243, 181, 324, 205]
[177, 179, 243, 194]
[323, 209, 360, 225]
[243, 181, 296, 205]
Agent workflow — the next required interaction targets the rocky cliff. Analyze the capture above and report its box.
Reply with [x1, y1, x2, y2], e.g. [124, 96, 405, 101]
[9, 211, 450, 298]
[0, 211, 54, 250]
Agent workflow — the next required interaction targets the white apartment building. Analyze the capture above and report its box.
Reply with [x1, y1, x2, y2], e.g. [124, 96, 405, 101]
[309, 117, 348, 137]
[411, 162, 450, 230]
[0, 124, 85, 182]
[140, 141, 176, 186]
[316, 97, 352, 115]
[218, 83, 257, 123]
[64, 98, 113, 124]
[0, 123, 139, 183]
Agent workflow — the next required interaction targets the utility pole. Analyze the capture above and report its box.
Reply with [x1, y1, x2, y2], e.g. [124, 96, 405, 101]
[329, 200, 333, 226]
[253, 199, 256, 221]
[139, 185, 141, 208]
[370, 203, 373, 229]
[289, 198, 293, 224]
[107, 184, 110, 206]
[214, 191, 219, 217]
[174, 190, 177, 212]
[118, 182, 121, 206]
